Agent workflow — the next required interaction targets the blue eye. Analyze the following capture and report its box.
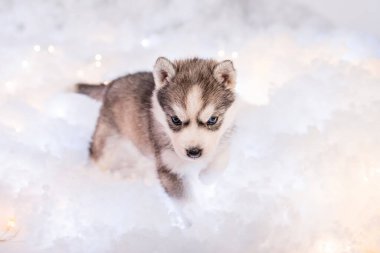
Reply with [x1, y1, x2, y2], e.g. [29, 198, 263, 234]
[171, 116, 182, 126]
[207, 116, 218, 125]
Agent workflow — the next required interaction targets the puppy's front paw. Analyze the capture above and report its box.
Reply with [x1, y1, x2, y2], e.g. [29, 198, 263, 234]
[170, 211, 192, 229]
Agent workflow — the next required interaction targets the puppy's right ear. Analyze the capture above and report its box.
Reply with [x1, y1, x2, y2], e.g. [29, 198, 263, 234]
[153, 57, 176, 89]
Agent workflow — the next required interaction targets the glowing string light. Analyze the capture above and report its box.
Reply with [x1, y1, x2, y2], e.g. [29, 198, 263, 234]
[94, 54, 102, 61]
[231, 51, 238, 58]
[21, 60, 29, 68]
[141, 39, 150, 48]
[48, 45, 55, 53]
[217, 50, 225, 57]
[94, 54, 102, 67]
[33, 44, 41, 52]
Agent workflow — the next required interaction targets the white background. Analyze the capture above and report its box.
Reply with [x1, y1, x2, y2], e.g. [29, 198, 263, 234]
[0, 0, 379, 252]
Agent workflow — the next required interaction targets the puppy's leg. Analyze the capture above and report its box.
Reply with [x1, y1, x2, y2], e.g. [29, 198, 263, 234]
[157, 165, 192, 228]
[89, 115, 116, 162]
[158, 165, 184, 199]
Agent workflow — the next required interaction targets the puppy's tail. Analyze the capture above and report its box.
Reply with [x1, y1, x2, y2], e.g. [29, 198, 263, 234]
[75, 83, 107, 101]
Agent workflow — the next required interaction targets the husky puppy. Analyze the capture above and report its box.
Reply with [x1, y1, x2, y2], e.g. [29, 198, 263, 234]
[77, 57, 238, 199]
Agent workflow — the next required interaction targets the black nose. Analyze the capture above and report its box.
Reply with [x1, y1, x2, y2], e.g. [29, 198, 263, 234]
[186, 147, 202, 158]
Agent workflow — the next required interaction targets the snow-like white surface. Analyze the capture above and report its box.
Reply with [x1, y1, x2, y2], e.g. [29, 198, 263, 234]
[1, 0, 380, 252]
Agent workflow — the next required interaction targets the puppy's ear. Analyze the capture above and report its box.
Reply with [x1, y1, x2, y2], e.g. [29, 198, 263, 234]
[153, 57, 176, 89]
[213, 60, 236, 89]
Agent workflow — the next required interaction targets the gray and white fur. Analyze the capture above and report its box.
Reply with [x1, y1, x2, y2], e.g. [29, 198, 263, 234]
[77, 57, 238, 199]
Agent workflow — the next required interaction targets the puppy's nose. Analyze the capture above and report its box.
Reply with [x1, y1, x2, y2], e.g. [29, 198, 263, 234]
[186, 147, 202, 158]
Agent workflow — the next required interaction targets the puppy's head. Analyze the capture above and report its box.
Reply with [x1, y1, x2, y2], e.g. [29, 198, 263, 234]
[153, 57, 237, 161]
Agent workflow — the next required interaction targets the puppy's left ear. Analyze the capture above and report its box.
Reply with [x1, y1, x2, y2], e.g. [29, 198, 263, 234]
[153, 57, 176, 89]
[213, 60, 236, 90]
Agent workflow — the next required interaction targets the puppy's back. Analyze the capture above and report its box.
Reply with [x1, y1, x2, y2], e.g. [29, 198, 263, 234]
[101, 72, 155, 156]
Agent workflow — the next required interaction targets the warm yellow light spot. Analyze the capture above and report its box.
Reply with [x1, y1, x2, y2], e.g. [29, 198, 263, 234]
[364, 249, 380, 253]
[217, 50, 225, 57]
[6, 218, 16, 230]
